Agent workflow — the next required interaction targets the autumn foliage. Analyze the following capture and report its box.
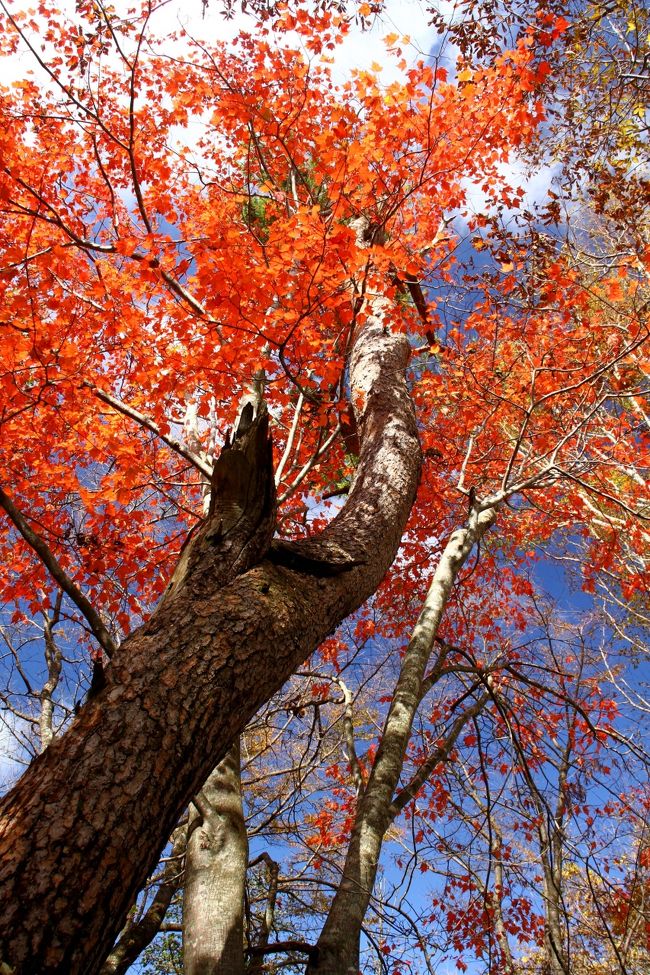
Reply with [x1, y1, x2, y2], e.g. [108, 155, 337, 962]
[0, 0, 554, 629]
[0, 0, 648, 972]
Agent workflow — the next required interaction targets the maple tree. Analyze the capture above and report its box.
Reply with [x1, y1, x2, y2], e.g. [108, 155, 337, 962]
[0, 0, 648, 972]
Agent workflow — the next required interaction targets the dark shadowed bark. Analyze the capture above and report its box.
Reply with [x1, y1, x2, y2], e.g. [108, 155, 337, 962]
[183, 741, 247, 975]
[0, 316, 421, 975]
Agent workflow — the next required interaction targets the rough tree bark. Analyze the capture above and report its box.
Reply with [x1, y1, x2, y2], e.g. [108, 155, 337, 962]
[0, 315, 421, 975]
[183, 741, 248, 975]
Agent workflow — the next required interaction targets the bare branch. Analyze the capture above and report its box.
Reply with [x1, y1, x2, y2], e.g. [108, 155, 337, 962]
[0, 486, 117, 657]
[84, 383, 213, 479]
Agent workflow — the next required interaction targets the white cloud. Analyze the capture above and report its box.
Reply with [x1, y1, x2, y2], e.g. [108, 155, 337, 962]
[0, 0, 439, 89]
[461, 157, 559, 223]
[328, 0, 439, 85]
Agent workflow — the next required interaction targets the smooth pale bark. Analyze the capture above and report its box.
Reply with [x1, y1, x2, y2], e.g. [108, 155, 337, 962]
[183, 741, 247, 975]
[0, 318, 420, 974]
[478, 810, 517, 975]
[540, 744, 570, 975]
[542, 851, 569, 975]
[39, 593, 63, 750]
[490, 843, 516, 975]
[309, 506, 496, 974]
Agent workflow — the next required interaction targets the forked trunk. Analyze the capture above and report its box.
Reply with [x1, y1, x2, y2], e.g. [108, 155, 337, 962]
[0, 318, 420, 974]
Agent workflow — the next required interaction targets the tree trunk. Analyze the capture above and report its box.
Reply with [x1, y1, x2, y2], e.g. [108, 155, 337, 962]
[540, 817, 569, 975]
[183, 741, 247, 975]
[0, 317, 420, 974]
[99, 826, 186, 975]
[309, 508, 496, 974]
[542, 744, 570, 975]
[489, 832, 517, 975]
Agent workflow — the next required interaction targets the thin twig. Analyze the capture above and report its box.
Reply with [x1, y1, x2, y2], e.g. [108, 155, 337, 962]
[0, 486, 117, 657]
[85, 383, 212, 479]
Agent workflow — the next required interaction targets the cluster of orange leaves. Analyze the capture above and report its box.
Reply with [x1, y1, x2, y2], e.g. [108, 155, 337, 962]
[0, 0, 646, 646]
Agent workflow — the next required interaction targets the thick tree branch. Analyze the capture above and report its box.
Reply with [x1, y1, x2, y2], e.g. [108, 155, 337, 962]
[247, 940, 318, 959]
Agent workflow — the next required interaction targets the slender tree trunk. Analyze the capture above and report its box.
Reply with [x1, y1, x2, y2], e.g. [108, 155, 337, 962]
[489, 830, 516, 975]
[542, 745, 570, 975]
[246, 852, 280, 974]
[100, 826, 187, 975]
[540, 818, 568, 975]
[39, 593, 63, 750]
[498, 696, 571, 975]
[183, 741, 248, 975]
[309, 507, 496, 974]
[0, 317, 421, 974]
